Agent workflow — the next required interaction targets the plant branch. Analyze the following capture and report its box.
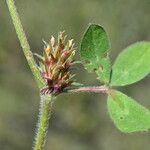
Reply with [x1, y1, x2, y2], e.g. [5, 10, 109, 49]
[6, 0, 45, 89]
[34, 94, 53, 150]
[66, 86, 109, 94]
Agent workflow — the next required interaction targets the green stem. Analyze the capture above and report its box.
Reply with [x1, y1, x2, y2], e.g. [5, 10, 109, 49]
[6, 0, 45, 88]
[34, 94, 53, 150]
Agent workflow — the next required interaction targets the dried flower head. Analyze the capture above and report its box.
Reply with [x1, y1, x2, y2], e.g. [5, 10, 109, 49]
[36, 32, 76, 95]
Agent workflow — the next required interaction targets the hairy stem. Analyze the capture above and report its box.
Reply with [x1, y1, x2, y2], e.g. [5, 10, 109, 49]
[67, 86, 109, 94]
[6, 0, 44, 88]
[34, 94, 53, 150]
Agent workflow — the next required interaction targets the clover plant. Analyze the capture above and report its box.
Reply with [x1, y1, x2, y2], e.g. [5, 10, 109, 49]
[6, 0, 150, 150]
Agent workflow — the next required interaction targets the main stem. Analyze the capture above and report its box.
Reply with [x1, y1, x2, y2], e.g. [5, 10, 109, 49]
[34, 94, 53, 150]
[6, 0, 44, 89]
[6, 1, 51, 149]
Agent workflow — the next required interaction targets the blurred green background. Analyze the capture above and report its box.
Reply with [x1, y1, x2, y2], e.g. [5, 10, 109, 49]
[0, 0, 150, 150]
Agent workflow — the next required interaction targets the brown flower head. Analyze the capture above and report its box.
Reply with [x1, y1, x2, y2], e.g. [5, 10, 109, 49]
[37, 32, 76, 95]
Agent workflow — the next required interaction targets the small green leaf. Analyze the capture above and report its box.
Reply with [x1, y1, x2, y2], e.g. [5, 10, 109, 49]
[111, 42, 150, 86]
[80, 24, 111, 83]
[107, 90, 150, 133]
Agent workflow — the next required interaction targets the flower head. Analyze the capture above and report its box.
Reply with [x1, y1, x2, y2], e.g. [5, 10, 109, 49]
[37, 32, 76, 95]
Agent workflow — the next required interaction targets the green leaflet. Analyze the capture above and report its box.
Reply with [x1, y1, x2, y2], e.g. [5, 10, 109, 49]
[111, 42, 150, 86]
[107, 90, 150, 133]
[80, 24, 111, 84]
